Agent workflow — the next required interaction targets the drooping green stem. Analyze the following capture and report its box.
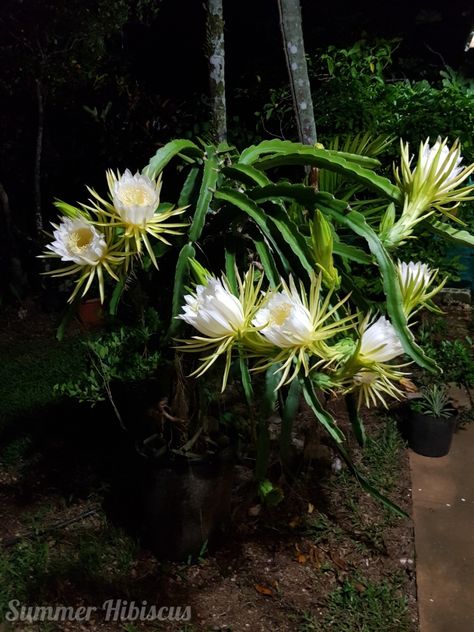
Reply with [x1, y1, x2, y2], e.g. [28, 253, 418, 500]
[279, 379, 301, 469]
[345, 392, 366, 447]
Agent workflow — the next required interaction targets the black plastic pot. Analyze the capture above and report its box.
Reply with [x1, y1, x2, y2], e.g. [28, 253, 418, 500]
[408, 412, 456, 457]
[138, 448, 234, 561]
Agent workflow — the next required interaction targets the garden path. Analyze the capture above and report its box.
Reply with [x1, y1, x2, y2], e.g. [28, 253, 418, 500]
[410, 417, 474, 632]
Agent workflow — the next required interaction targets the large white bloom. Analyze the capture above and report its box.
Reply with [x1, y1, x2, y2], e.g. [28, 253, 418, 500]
[46, 217, 106, 266]
[251, 275, 356, 389]
[418, 140, 463, 184]
[253, 284, 314, 348]
[359, 316, 404, 363]
[178, 277, 245, 338]
[109, 169, 161, 225]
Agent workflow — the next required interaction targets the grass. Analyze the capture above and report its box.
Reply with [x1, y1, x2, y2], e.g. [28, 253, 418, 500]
[297, 575, 410, 632]
[302, 416, 406, 553]
[341, 417, 407, 549]
[302, 511, 345, 545]
[360, 415, 406, 492]
[0, 516, 139, 619]
[0, 334, 86, 430]
[289, 412, 413, 632]
[0, 435, 34, 469]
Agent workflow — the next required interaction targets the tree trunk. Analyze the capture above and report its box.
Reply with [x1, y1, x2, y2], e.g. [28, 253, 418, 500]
[206, 0, 227, 143]
[34, 78, 44, 235]
[277, 0, 317, 146]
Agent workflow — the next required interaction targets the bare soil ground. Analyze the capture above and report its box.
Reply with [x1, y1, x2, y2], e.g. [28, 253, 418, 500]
[0, 299, 422, 632]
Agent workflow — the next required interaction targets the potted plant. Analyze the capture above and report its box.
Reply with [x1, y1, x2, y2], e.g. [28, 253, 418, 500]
[55, 307, 238, 561]
[408, 385, 457, 457]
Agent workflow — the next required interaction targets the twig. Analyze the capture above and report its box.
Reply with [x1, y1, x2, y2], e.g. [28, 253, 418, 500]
[424, 43, 448, 69]
[1, 507, 101, 548]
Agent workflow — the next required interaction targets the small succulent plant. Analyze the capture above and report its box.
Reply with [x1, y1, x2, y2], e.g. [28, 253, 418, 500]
[413, 384, 456, 420]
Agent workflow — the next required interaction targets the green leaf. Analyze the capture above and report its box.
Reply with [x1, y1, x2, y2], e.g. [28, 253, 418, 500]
[252, 184, 356, 271]
[216, 188, 313, 279]
[325, 149, 381, 169]
[53, 200, 85, 219]
[222, 164, 272, 188]
[262, 364, 281, 417]
[178, 166, 201, 207]
[239, 354, 254, 406]
[215, 187, 274, 234]
[255, 151, 401, 202]
[430, 221, 474, 247]
[239, 140, 380, 169]
[239, 139, 308, 164]
[239, 141, 401, 202]
[332, 241, 372, 265]
[327, 132, 394, 160]
[189, 145, 220, 242]
[258, 479, 284, 506]
[109, 277, 126, 316]
[240, 139, 380, 170]
[251, 183, 349, 216]
[168, 242, 196, 338]
[248, 197, 314, 277]
[143, 139, 203, 180]
[250, 231, 280, 288]
[224, 250, 238, 294]
[301, 377, 346, 444]
[214, 188, 291, 276]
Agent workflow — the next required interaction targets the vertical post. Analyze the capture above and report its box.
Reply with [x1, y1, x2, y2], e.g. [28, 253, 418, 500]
[277, 0, 317, 146]
[206, 0, 227, 143]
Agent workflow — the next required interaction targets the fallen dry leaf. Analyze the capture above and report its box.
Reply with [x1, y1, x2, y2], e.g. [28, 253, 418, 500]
[255, 583, 273, 596]
[330, 553, 349, 571]
[289, 516, 301, 529]
[399, 377, 418, 393]
[308, 544, 323, 567]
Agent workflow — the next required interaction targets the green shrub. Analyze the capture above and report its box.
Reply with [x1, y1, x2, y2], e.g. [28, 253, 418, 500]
[55, 308, 162, 406]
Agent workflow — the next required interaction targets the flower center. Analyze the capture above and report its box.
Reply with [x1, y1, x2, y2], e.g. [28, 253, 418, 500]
[269, 302, 292, 326]
[354, 371, 377, 385]
[118, 185, 154, 207]
[68, 227, 94, 253]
